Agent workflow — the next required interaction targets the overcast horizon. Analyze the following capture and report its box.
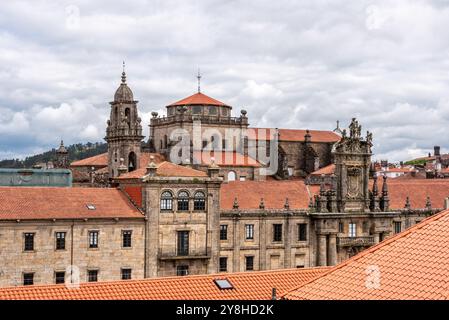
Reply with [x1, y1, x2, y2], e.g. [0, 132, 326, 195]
[1, 0, 449, 162]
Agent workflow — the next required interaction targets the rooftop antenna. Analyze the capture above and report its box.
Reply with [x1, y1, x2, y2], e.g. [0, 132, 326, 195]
[197, 68, 202, 93]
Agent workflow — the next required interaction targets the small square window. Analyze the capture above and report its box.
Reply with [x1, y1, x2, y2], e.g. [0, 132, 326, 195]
[55, 272, 65, 284]
[87, 270, 98, 282]
[23, 273, 34, 286]
[176, 265, 189, 276]
[121, 268, 132, 280]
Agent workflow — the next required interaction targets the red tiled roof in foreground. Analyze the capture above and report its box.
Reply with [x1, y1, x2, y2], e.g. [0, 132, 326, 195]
[117, 161, 207, 179]
[248, 128, 340, 143]
[283, 209, 449, 300]
[70, 152, 165, 168]
[168, 92, 229, 107]
[221, 180, 311, 210]
[193, 151, 260, 167]
[0, 267, 330, 300]
[0, 187, 143, 220]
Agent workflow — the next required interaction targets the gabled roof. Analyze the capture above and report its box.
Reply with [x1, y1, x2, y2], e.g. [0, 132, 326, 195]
[0, 267, 330, 300]
[193, 151, 260, 167]
[248, 128, 340, 143]
[283, 208, 449, 300]
[0, 187, 143, 220]
[70, 153, 165, 168]
[220, 180, 311, 210]
[116, 161, 207, 179]
[167, 92, 229, 107]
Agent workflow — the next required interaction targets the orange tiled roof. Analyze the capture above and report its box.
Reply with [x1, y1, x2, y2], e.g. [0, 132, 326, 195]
[221, 180, 311, 210]
[283, 209, 449, 300]
[193, 151, 260, 167]
[70, 152, 165, 168]
[0, 187, 143, 220]
[248, 128, 340, 143]
[310, 164, 335, 176]
[0, 267, 330, 300]
[168, 92, 229, 107]
[117, 161, 207, 179]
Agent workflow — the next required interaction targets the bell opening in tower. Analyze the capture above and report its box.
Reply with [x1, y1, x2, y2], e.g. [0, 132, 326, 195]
[128, 152, 137, 172]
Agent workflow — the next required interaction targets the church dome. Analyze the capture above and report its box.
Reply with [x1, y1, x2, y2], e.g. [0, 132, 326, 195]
[114, 72, 134, 102]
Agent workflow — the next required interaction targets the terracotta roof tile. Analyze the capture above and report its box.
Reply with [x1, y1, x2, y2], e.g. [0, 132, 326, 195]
[248, 128, 340, 143]
[117, 161, 207, 179]
[310, 164, 335, 176]
[0, 187, 143, 220]
[0, 267, 330, 300]
[70, 152, 165, 168]
[193, 151, 260, 167]
[221, 180, 311, 210]
[283, 209, 449, 300]
[168, 92, 228, 107]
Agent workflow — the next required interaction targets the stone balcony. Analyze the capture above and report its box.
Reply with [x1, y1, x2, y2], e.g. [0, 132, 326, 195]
[150, 114, 248, 126]
[337, 236, 375, 247]
[158, 249, 211, 260]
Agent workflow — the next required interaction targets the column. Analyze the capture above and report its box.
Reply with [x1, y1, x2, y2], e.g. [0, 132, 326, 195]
[373, 232, 380, 244]
[328, 233, 337, 266]
[318, 234, 327, 266]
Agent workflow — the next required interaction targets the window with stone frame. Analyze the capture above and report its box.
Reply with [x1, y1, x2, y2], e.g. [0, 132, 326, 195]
[89, 231, 99, 248]
[220, 225, 228, 240]
[219, 257, 228, 272]
[245, 224, 254, 240]
[121, 268, 132, 280]
[177, 191, 190, 211]
[245, 256, 254, 271]
[55, 271, 65, 284]
[273, 224, 283, 242]
[24, 233, 35, 251]
[177, 231, 189, 256]
[122, 230, 132, 248]
[298, 223, 307, 241]
[87, 270, 98, 282]
[176, 265, 189, 276]
[55, 232, 66, 250]
[160, 191, 173, 211]
[348, 223, 357, 238]
[394, 221, 402, 234]
[193, 191, 206, 211]
[23, 273, 34, 286]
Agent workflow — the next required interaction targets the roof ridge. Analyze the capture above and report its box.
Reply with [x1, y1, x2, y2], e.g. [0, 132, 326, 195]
[281, 208, 449, 299]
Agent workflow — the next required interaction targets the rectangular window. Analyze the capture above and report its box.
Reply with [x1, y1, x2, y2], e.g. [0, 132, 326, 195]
[87, 270, 98, 282]
[177, 231, 189, 256]
[177, 265, 189, 276]
[348, 223, 357, 238]
[245, 224, 254, 240]
[273, 224, 283, 242]
[245, 256, 254, 271]
[23, 273, 34, 286]
[298, 223, 307, 241]
[394, 221, 402, 234]
[55, 272, 65, 284]
[222, 139, 227, 150]
[122, 230, 132, 248]
[219, 257, 228, 272]
[55, 232, 66, 250]
[24, 233, 34, 251]
[338, 222, 344, 233]
[121, 268, 132, 280]
[89, 231, 99, 248]
[220, 225, 228, 240]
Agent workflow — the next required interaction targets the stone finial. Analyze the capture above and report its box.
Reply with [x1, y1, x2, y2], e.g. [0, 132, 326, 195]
[382, 175, 388, 196]
[404, 196, 411, 210]
[320, 180, 326, 196]
[304, 129, 311, 143]
[117, 158, 128, 176]
[151, 111, 158, 118]
[426, 196, 432, 210]
[240, 109, 247, 117]
[233, 197, 239, 210]
[284, 198, 290, 210]
[380, 175, 389, 211]
[208, 156, 220, 178]
[259, 198, 265, 209]
[372, 176, 378, 197]
[146, 155, 158, 176]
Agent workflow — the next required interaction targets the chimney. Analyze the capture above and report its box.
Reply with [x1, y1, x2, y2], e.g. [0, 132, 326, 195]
[117, 158, 128, 177]
[207, 157, 220, 178]
[146, 156, 158, 177]
[434, 146, 441, 157]
[445, 197, 449, 210]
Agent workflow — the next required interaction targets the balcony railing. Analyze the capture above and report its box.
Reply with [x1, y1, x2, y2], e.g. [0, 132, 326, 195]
[151, 115, 247, 126]
[158, 249, 210, 260]
[337, 236, 375, 247]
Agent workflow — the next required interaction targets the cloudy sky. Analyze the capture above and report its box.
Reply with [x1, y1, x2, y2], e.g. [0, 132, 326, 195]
[1, 0, 449, 162]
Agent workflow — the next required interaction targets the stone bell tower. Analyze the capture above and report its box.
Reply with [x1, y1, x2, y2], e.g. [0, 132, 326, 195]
[105, 68, 144, 178]
[333, 118, 373, 212]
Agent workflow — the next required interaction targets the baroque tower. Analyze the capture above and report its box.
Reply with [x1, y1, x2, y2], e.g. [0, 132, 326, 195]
[105, 69, 144, 178]
[54, 140, 69, 169]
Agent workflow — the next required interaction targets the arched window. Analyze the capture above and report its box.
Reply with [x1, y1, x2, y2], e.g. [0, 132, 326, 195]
[177, 191, 189, 211]
[194, 191, 206, 211]
[160, 191, 173, 211]
[128, 152, 136, 172]
[164, 135, 168, 149]
[227, 171, 236, 181]
[114, 107, 118, 121]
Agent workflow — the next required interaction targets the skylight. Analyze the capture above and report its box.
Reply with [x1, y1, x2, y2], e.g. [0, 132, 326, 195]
[86, 204, 96, 210]
[214, 279, 233, 290]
